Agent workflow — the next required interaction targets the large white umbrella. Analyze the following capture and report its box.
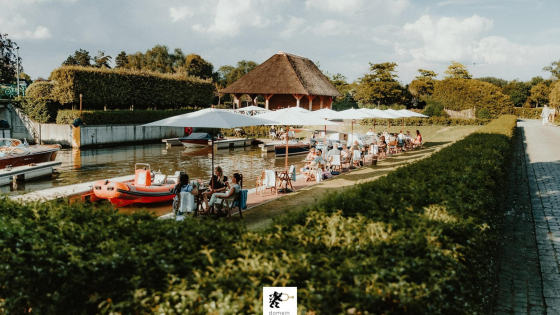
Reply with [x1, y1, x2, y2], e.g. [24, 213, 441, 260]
[339, 108, 377, 146]
[143, 108, 275, 187]
[234, 105, 270, 115]
[310, 108, 343, 154]
[397, 109, 429, 133]
[256, 107, 338, 171]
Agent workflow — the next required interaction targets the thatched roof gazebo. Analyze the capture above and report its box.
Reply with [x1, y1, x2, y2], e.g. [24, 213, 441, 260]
[222, 52, 342, 111]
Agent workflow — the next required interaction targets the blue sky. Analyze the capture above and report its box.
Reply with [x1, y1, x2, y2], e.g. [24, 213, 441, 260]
[1, 0, 559, 84]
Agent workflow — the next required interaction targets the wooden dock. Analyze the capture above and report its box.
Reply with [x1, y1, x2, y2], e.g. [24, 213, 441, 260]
[0, 161, 62, 186]
[213, 138, 253, 150]
[162, 138, 183, 147]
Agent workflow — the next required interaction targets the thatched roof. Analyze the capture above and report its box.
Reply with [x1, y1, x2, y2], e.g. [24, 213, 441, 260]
[223, 52, 342, 97]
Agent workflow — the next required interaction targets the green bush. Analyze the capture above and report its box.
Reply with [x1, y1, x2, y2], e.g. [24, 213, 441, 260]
[25, 81, 55, 99]
[56, 109, 196, 125]
[12, 97, 59, 123]
[49, 66, 214, 110]
[476, 108, 492, 119]
[433, 78, 514, 118]
[0, 116, 517, 314]
[423, 100, 448, 117]
[514, 107, 543, 119]
[361, 116, 490, 127]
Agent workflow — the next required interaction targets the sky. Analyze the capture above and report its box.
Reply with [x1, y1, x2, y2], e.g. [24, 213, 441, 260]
[1, 0, 560, 84]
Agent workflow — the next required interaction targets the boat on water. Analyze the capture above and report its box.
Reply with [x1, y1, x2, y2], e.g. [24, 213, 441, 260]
[179, 132, 224, 148]
[273, 141, 311, 156]
[93, 163, 178, 208]
[0, 138, 61, 169]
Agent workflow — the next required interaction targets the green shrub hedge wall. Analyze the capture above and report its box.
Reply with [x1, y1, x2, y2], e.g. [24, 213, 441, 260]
[0, 116, 517, 314]
[56, 109, 196, 125]
[49, 66, 214, 110]
[24, 81, 55, 99]
[360, 116, 490, 127]
[433, 79, 514, 118]
[12, 97, 59, 123]
[514, 107, 545, 119]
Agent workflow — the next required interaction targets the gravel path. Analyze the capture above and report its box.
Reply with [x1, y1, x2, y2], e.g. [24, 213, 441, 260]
[494, 119, 560, 314]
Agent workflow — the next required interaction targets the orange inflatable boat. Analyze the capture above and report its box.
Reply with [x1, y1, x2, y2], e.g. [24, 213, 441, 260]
[93, 163, 177, 208]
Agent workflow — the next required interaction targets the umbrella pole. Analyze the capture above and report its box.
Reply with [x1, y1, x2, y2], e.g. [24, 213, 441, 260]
[211, 128, 214, 190]
[285, 124, 289, 171]
[324, 122, 327, 156]
[373, 118, 376, 134]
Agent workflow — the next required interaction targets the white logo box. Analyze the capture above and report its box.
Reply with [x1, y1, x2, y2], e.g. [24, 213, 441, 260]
[263, 287, 297, 314]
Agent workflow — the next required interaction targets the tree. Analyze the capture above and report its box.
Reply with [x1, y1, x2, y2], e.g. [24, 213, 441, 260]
[184, 54, 214, 79]
[503, 80, 531, 107]
[218, 60, 258, 86]
[543, 60, 560, 79]
[327, 73, 352, 100]
[354, 62, 406, 106]
[549, 81, 560, 109]
[62, 49, 92, 67]
[444, 61, 472, 79]
[530, 83, 550, 107]
[408, 69, 438, 98]
[115, 51, 128, 69]
[0, 33, 23, 84]
[93, 51, 112, 69]
[476, 77, 508, 88]
[122, 45, 185, 73]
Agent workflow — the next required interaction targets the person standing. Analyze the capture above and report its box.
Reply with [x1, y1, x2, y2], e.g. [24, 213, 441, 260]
[541, 105, 550, 126]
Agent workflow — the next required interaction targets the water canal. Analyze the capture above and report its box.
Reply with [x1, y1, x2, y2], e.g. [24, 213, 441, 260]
[2, 143, 309, 213]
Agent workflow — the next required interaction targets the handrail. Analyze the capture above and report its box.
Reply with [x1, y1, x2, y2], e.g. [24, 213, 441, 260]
[0, 84, 26, 99]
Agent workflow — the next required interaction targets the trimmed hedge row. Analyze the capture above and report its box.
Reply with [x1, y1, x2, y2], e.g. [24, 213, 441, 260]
[361, 116, 490, 126]
[56, 109, 196, 125]
[514, 107, 545, 119]
[433, 78, 514, 118]
[49, 66, 214, 110]
[0, 116, 517, 314]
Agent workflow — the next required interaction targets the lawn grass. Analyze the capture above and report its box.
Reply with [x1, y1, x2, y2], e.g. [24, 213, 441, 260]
[242, 124, 481, 231]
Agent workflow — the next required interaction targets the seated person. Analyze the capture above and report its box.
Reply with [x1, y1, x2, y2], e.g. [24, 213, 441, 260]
[412, 130, 423, 146]
[341, 144, 350, 160]
[202, 166, 228, 212]
[304, 147, 316, 162]
[172, 173, 199, 215]
[269, 126, 276, 140]
[350, 140, 360, 152]
[378, 136, 387, 157]
[325, 143, 341, 162]
[300, 149, 325, 174]
[207, 173, 242, 210]
[366, 128, 374, 136]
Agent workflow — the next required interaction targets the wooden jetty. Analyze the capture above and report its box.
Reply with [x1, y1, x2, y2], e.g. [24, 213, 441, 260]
[213, 138, 253, 150]
[0, 161, 62, 186]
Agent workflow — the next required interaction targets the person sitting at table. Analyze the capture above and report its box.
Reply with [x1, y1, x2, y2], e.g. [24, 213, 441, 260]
[300, 149, 325, 174]
[207, 173, 242, 211]
[351, 140, 360, 152]
[325, 143, 341, 162]
[202, 166, 228, 212]
[412, 130, 423, 147]
[366, 128, 374, 136]
[304, 147, 316, 162]
[378, 136, 387, 159]
[269, 126, 276, 140]
[172, 173, 198, 216]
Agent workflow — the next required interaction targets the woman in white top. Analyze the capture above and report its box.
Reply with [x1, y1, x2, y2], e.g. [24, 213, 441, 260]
[207, 173, 242, 209]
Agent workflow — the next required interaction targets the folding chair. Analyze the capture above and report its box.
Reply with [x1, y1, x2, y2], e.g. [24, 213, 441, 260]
[257, 170, 279, 196]
[352, 150, 363, 167]
[278, 165, 296, 192]
[304, 164, 318, 182]
[331, 155, 342, 172]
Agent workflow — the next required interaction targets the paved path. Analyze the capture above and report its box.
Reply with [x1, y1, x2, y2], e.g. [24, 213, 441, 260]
[494, 120, 560, 314]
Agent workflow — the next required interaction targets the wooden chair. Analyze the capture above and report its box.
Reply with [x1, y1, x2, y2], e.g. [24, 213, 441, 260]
[218, 191, 243, 221]
[256, 170, 279, 196]
[278, 165, 296, 192]
[304, 164, 318, 182]
[330, 155, 342, 172]
[388, 141, 398, 155]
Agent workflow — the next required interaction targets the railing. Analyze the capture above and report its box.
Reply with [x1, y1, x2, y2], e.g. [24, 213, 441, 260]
[0, 84, 26, 99]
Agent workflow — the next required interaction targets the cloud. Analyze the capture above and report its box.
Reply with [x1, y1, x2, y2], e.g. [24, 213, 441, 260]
[170, 7, 193, 22]
[0, 14, 52, 39]
[305, 0, 410, 15]
[402, 14, 493, 62]
[280, 16, 306, 39]
[312, 20, 347, 36]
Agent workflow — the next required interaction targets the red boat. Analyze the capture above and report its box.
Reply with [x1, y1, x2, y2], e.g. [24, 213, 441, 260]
[0, 138, 61, 169]
[93, 163, 177, 208]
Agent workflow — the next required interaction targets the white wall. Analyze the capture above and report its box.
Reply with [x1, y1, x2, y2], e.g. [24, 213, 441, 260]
[79, 125, 183, 147]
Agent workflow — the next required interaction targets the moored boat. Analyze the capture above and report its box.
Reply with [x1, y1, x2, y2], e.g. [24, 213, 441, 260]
[93, 163, 178, 208]
[179, 132, 224, 148]
[0, 138, 61, 169]
[274, 142, 311, 156]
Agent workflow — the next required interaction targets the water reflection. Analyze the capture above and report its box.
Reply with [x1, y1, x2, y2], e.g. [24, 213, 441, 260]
[3, 143, 308, 198]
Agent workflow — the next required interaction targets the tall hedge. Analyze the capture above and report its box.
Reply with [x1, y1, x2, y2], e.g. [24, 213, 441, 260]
[25, 81, 55, 99]
[56, 109, 195, 125]
[49, 66, 214, 110]
[433, 78, 514, 118]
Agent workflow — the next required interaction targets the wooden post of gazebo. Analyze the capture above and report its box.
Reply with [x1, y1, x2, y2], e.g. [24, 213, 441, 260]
[293, 94, 304, 107]
[307, 95, 316, 111]
[319, 96, 324, 109]
[233, 94, 243, 109]
[329, 97, 333, 109]
[264, 94, 274, 110]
